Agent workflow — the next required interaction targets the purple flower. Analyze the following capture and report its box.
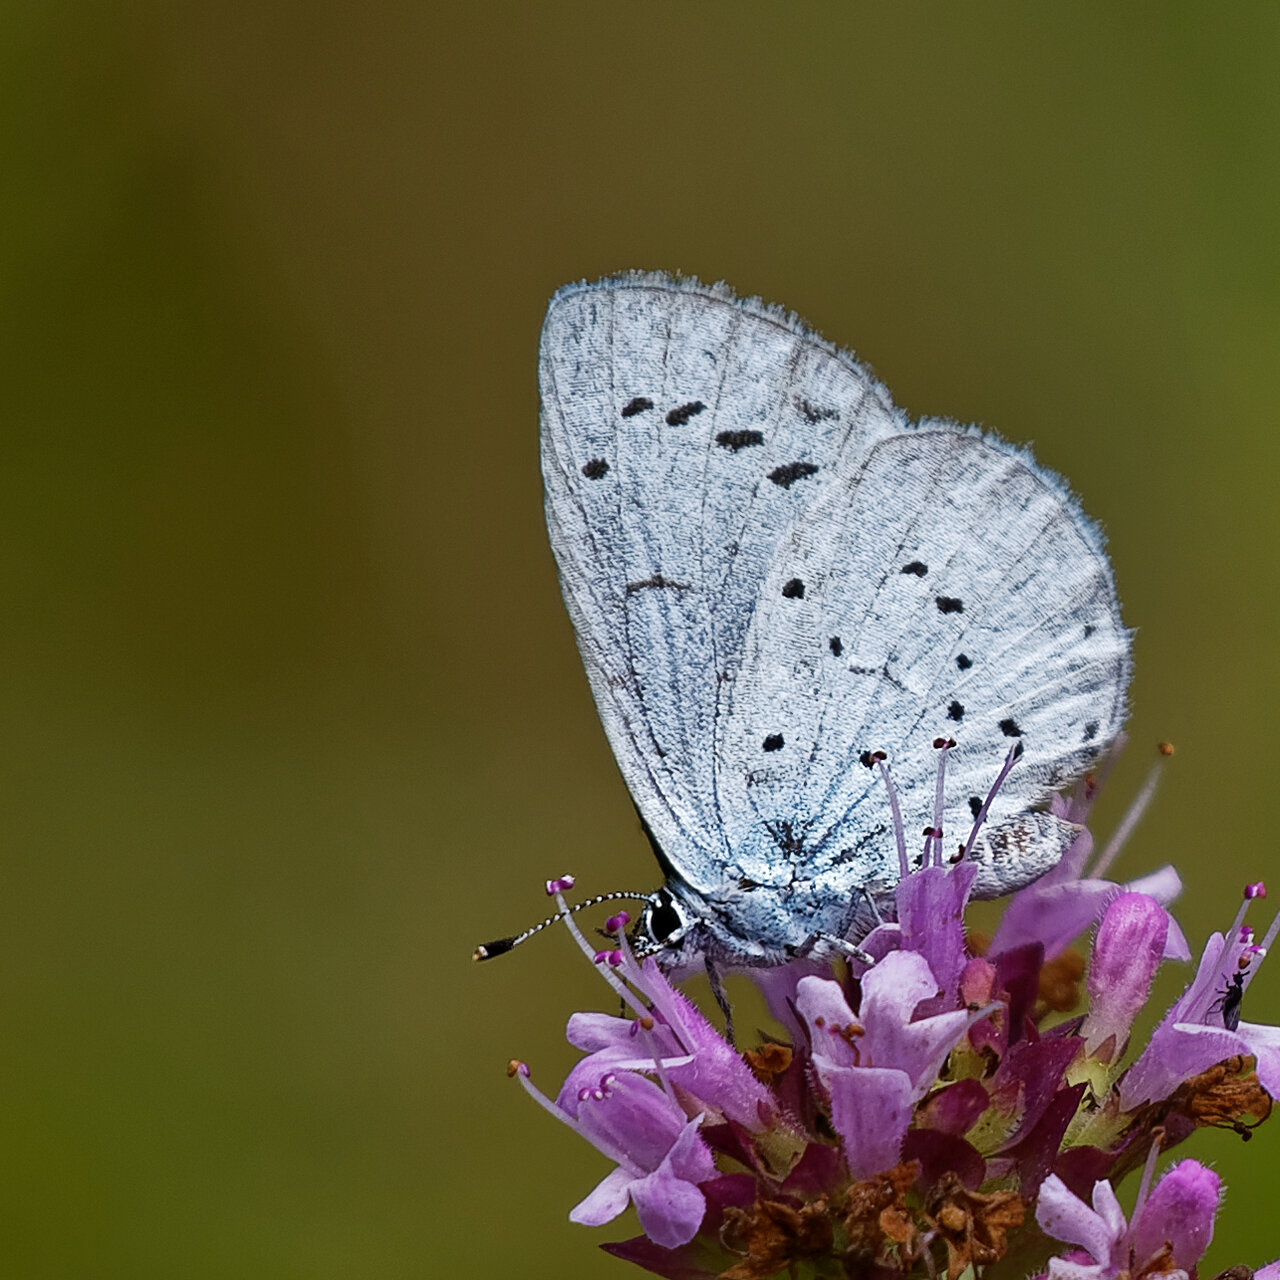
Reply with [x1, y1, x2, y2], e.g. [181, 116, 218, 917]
[491, 742, 1279, 1278]
[566, 1072, 716, 1248]
[1036, 1154, 1220, 1280]
[557, 951, 775, 1131]
[795, 950, 993, 1177]
[1121, 885, 1280, 1109]
[1080, 892, 1169, 1062]
[989, 746, 1189, 964]
[511, 1061, 718, 1248]
[989, 819, 1188, 965]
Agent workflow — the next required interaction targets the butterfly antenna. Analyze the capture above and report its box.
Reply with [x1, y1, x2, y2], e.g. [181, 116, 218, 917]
[960, 740, 1024, 862]
[473, 886, 656, 961]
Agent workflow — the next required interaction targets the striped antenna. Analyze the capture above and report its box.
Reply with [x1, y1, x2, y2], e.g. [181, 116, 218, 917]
[473, 890, 656, 961]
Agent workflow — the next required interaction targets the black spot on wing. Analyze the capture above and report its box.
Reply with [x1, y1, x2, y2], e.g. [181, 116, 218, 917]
[581, 458, 609, 479]
[794, 396, 838, 423]
[968, 796, 983, 819]
[1000, 718, 1022, 738]
[621, 397, 653, 418]
[665, 401, 706, 426]
[1084, 624, 1095, 638]
[1084, 721, 1098, 742]
[901, 561, 928, 577]
[936, 596, 964, 614]
[768, 461, 819, 489]
[956, 653, 972, 670]
[828, 636, 843, 656]
[625, 574, 691, 594]
[781, 578, 805, 599]
[948, 701, 964, 722]
[715, 429, 764, 451]
[763, 733, 784, 752]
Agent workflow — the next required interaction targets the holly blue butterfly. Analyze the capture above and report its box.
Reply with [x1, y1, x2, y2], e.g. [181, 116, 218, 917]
[526, 272, 1128, 975]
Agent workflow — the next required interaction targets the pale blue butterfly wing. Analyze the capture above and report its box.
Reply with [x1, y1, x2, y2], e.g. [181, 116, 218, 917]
[539, 272, 1129, 962]
[725, 427, 1129, 905]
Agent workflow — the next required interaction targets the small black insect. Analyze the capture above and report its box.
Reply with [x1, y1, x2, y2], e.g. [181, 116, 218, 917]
[1213, 969, 1247, 1032]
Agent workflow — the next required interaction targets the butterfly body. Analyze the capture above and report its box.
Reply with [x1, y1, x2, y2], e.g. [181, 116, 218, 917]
[539, 273, 1130, 969]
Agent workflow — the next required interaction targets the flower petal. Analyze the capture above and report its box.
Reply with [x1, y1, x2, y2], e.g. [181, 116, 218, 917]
[1130, 1160, 1220, 1270]
[1081, 893, 1169, 1058]
[1089, 1178, 1128, 1247]
[1236, 1018, 1280, 1096]
[750, 957, 831, 1043]
[895, 862, 976, 1010]
[566, 1010, 638, 1051]
[990, 880, 1116, 960]
[573, 1071, 686, 1172]
[1036, 1174, 1122, 1268]
[1046, 1258, 1110, 1280]
[821, 1063, 913, 1179]
[794, 975, 863, 1070]
[862, 951, 985, 1090]
[1120, 1021, 1246, 1109]
[661, 1116, 717, 1186]
[570, 1165, 636, 1227]
[629, 1166, 708, 1249]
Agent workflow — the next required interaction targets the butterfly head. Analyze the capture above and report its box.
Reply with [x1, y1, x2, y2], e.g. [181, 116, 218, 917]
[633, 886, 690, 952]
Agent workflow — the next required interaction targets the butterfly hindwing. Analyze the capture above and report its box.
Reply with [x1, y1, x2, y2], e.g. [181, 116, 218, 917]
[722, 426, 1129, 893]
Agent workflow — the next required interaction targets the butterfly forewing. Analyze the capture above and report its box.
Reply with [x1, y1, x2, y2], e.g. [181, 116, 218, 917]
[539, 275, 901, 890]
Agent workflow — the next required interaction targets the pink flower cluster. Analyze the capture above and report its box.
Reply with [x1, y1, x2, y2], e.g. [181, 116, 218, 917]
[507, 758, 1279, 1278]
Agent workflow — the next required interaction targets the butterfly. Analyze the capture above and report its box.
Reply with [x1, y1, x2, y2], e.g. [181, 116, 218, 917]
[531, 271, 1129, 975]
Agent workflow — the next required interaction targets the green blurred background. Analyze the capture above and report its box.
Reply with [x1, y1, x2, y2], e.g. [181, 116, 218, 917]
[3, 4, 1278, 1276]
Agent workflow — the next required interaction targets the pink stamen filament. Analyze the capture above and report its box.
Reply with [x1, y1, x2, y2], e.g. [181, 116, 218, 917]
[931, 740, 950, 866]
[961, 744, 1022, 862]
[1089, 749, 1170, 879]
[553, 890, 647, 1016]
[875, 757, 910, 879]
[1132, 1134, 1163, 1224]
[1258, 905, 1280, 957]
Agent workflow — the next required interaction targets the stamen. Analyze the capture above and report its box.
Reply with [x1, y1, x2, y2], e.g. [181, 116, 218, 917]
[930, 736, 953, 866]
[1132, 1130, 1165, 1222]
[873, 753, 910, 879]
[545, 875, 575, 895]
[1227, 884, 1259, 949]
[512, 1061, 581, 1130]
[961, 742, 1023, 862]
[551, 887, 645, 1012]
[1089, 742, 1173, 879]
[1258, 902, 1280, 955]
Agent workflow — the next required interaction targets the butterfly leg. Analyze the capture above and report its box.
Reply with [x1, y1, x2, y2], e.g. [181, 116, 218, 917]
[793, 932, 877, 968]
[704, 956, 735, 1047]
[861, 886, 887, 927]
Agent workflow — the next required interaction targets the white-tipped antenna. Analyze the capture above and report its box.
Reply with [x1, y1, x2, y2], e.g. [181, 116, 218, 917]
[473, 888, 656, 961]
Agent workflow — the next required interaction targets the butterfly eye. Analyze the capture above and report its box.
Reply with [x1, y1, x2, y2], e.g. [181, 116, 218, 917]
[643, 890, 685, 945]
